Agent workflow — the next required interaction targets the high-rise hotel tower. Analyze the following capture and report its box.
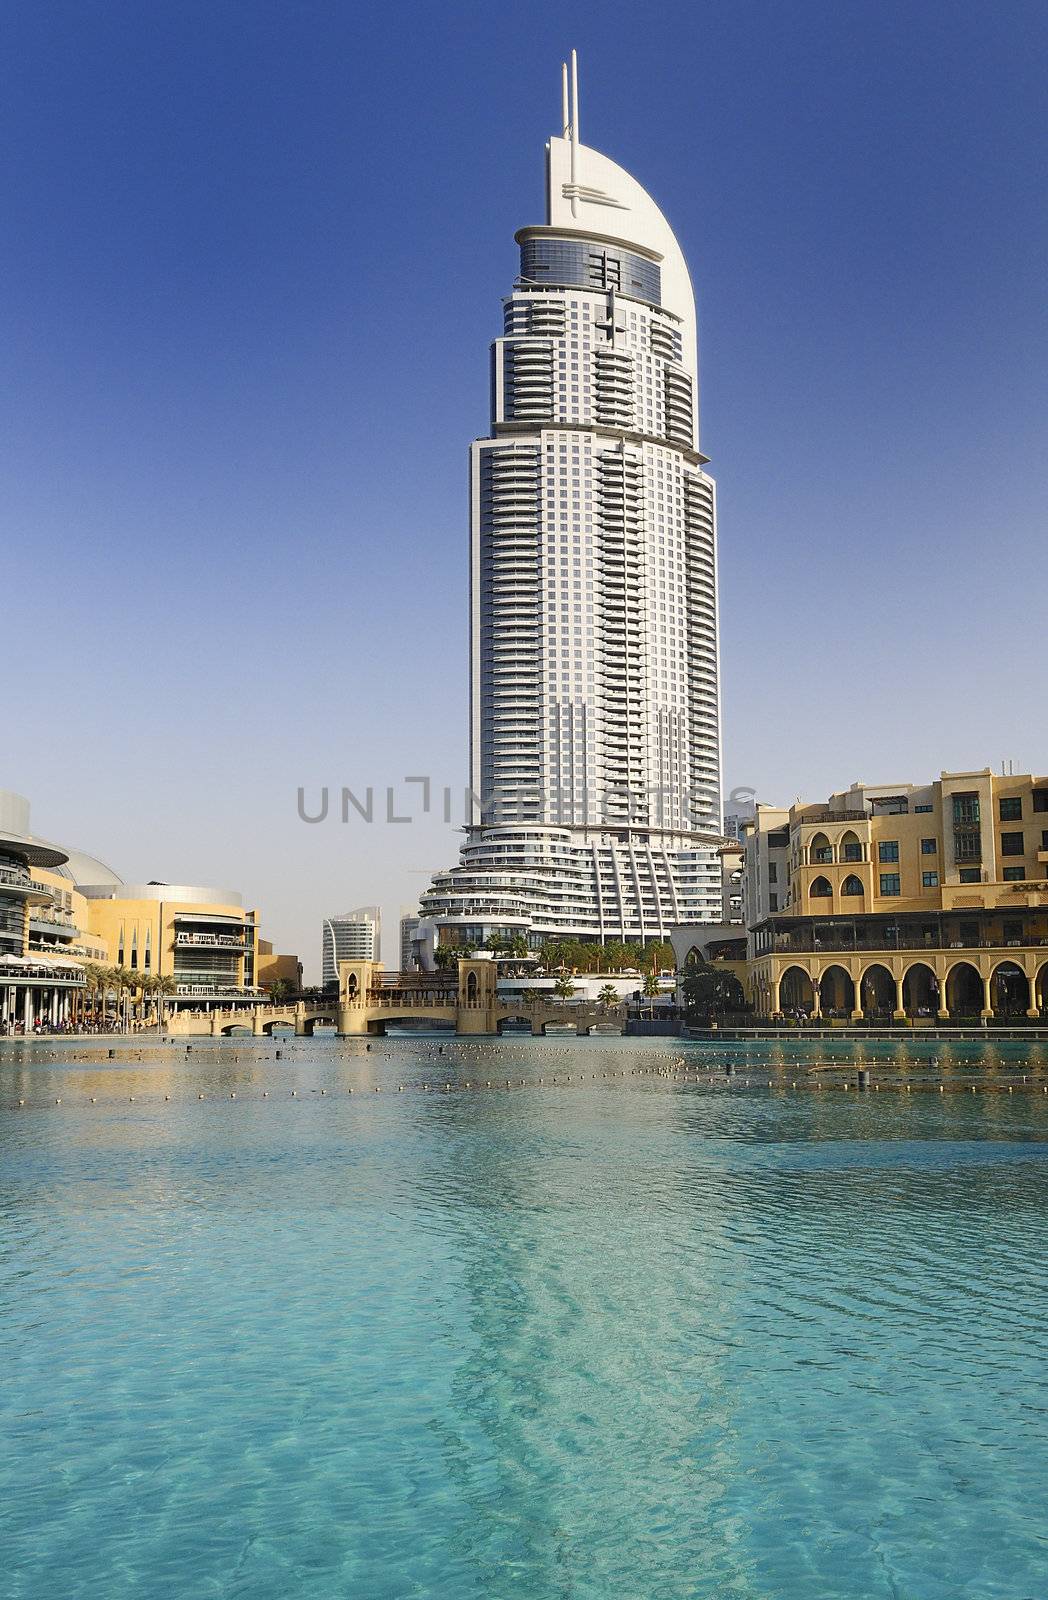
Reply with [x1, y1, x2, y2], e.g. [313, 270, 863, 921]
[419, 56, 724, 955]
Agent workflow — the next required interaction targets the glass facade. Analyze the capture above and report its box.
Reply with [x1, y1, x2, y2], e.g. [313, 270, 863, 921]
[0, 894, 24, 953]
[519, 236, 661, 305]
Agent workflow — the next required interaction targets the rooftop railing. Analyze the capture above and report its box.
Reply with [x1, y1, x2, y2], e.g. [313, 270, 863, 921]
[770, 930, 1048, 955]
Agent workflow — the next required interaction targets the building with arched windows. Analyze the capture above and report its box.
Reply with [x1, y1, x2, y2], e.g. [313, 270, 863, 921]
[742, 769, 1048, 1022]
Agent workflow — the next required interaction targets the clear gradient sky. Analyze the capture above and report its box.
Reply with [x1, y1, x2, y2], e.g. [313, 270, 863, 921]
[5, 1, 1046, 979]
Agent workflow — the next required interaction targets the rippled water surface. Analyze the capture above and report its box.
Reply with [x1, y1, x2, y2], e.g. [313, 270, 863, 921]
[3, 1035, 1048, 1599]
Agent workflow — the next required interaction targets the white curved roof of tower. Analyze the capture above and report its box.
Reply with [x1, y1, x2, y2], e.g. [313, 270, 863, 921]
[544, 131, 697, 379]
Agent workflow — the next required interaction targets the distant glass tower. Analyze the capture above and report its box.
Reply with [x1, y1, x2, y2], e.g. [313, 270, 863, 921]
[420, 55, 723, 953]
[321, 907, 380, 988]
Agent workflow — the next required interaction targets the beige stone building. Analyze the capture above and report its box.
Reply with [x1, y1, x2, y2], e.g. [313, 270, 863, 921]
[257, 940, 303, 992]
[80, 884, 261, 1005]
[743, 770, 1048, 1022]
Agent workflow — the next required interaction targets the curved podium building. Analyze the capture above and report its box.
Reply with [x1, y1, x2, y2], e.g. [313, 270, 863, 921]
[420, 56, 724, 955]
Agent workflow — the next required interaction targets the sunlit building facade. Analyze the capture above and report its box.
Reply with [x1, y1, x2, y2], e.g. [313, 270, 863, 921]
[745, 769, 1048, 1021]
[420, 56, 723, 956]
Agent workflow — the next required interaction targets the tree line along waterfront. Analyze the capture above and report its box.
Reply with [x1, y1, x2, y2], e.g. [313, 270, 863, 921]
[432, 936, 679, 975]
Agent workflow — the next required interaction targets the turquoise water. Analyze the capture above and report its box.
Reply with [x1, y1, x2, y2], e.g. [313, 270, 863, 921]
[2, 1036, 1048, 1599]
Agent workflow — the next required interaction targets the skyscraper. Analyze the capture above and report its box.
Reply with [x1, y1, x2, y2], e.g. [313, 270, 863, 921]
[419, 55, 723, 956]
[321, 907, 381, 988]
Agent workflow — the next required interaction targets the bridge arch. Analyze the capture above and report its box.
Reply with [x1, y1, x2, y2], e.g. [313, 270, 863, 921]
[496, 1014, 533, 1035]
[367, 1015, 456, 1036]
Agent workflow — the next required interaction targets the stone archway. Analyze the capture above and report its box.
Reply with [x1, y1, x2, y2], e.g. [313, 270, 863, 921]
[819, 965, 855, 1017]
[1035, 962, 1048, 1016]
[991, 961, 1030, 1018]
[839, 829, 863, 865]
[810, 832, 834, 866]
[945, 961, 982, 1019]
[902, 962, 938, 1018]
[860, 963, 895, 1017]
[496, 1014, 532, 1035]
[780, 965, 815, 1017]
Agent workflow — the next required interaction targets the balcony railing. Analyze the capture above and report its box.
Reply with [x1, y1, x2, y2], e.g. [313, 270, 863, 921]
[0, 867, 49, 893]
[796, 810, 868, 826]
[174, 985, 262, 998]
[174, 933, 246, 949]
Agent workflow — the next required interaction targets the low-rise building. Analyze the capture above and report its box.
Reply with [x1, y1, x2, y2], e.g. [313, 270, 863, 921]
[0, 793, 107, 1032]
[257, 940, 302, 993]
[78, 882, 262, 1010]
[0, 787, 300, 1031]
[745, 769, 1048, 1021]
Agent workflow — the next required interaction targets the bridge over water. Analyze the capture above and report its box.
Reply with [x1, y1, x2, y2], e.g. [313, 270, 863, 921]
[165, 959, 626, 1038]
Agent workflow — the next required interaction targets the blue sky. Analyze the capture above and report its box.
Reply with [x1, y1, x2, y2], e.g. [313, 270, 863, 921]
[4, 0, 1046, 977]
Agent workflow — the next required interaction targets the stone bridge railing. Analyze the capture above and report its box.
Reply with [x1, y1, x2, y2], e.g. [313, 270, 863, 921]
[164, 963, 629, 1039]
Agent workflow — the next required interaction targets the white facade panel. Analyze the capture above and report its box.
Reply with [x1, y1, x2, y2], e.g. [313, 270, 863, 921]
[423, 68, 723, 953]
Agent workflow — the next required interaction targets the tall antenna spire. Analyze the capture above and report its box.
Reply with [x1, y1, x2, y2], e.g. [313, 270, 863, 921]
[570, 49, 580, 147]
[561, 60, 570, 138]
[569, 49, 580, 217]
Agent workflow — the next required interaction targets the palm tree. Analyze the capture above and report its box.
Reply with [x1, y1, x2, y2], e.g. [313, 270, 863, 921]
[603, 940, 627, 974]
[642, 971, 661, 1019]
[115, 967, 136, 1031]
[94, 965, 115, 1031]
[597, 983, 619, 1009]
[82, 963, 106, 1029]
[153, 974, 176, 1032]
[538, 940, 564, 973]
[553, 973, 576, 1001]
[135, 972, 156, 1029]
